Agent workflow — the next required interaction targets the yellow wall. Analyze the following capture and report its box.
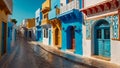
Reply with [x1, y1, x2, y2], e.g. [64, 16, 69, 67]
[41, 0, 51, 25]
[42, 0, 51, 10]
[26, 18, 35, 29]
[0, 10, 8, 23]
[0, 22, 2, 59]
[51, 19, 61, 48]
[0, 9, 8, 59]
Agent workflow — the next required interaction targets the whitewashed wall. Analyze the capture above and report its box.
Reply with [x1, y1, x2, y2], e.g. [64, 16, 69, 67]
[60, 0, 67, 7]
[84, 0, 106, 8]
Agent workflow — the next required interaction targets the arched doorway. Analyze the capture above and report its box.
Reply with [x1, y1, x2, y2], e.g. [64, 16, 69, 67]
[94, 19, 111, 58]
[67, 26, 75, 49]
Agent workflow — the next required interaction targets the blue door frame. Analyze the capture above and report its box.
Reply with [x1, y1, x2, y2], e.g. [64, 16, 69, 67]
[49, 30, 51, 45]
[36, 30, 42, 41]
[94, 20, 111, 58]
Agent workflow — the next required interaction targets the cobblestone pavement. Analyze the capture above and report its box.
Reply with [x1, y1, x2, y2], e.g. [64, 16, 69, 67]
[0, 36, 53, 68]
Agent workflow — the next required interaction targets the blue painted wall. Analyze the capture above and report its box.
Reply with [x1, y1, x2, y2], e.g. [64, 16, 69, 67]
[51, 0, 60, 9]
[49, 30, 51, 45]
[7, 22, 14, 54]
[48, 0, 60, 20]
[36, 27, 43, 42]
[58, 9, 83, 55]
[35, 8, 42, 41]
[36, 9, 42, 26]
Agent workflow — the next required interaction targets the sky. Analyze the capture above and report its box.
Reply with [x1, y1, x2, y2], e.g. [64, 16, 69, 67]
[12, 0, 45, 25]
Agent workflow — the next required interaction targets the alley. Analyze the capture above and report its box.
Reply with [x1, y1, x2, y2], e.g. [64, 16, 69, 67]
[0, 36, 53, 68]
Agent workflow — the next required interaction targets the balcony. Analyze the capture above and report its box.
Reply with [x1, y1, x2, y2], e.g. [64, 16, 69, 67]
[48, 8, 60, 20]
[0, 0, 13, 14]
[60, 0, 79, 14]
[41, 0, 51, 13]
[41, 18, 50, 25]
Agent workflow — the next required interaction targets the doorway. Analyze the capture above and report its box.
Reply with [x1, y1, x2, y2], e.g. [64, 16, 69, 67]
[55, 28, 59, 45]
[67, 26, 75, 49]
[29, 31, 32, 38]
[94, 19, 111, 58]
[1, 22, 7, 56]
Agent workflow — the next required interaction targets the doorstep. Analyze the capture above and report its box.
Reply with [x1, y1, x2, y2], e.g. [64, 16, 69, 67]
[29, 41, 120, 68]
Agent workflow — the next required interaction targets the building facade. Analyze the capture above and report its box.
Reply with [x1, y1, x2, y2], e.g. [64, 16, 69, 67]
[41, 0, 51, 45]
[58, 0, 83, 55]
[0, 0, 13, 59]
[35, 8, 43, 42]
[81, 0, 120, 64]
[7, 22, 14, 54]
[26, 18, 36, 40]
[48, 0, 61, 48]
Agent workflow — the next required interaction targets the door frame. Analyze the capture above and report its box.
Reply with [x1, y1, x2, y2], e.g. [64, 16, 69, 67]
[93, 19, 111, 58]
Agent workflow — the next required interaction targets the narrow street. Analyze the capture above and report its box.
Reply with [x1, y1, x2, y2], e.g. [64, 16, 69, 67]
[0, 36, 97, 68]
[0, 36, 53, 68]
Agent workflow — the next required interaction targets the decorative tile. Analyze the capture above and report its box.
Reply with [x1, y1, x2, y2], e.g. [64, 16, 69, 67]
[112, 15, 119, 39]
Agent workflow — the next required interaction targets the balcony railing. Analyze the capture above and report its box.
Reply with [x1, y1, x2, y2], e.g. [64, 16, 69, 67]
[60, 0, 79, 14]
[0, 0, 13, 14]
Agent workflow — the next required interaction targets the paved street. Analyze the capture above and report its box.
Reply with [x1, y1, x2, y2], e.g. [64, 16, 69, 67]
[0, 36, 53, 68]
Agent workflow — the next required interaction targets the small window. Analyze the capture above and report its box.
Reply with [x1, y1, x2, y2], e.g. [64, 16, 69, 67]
[60, 3, 63, 6]
[54, 5, 57, 8]
[97, 29, 101, 39]
[37, 17, 39, 23]
[46, 29, 48, 38]
[104, 29, 110, 39]
[44, 29, 46, 37]
[44, 29, 48, 38]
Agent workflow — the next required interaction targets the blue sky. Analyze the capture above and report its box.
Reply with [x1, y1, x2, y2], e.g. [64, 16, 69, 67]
[12, 0, 44, 25]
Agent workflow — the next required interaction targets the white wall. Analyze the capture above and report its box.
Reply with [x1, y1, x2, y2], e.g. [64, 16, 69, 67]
[111, 40, 120, 65]
[82, 25, 92, 57]
[35, 8, 40, 18]
[42, 28, 51, 45]
[60, 0, 66, 6]
[84, 0, 106, 8]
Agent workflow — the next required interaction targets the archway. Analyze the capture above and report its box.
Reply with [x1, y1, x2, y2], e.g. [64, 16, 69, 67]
[94, 19, 111, 58]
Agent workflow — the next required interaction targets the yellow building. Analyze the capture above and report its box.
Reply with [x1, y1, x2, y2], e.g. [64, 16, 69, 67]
[48, 0, 61, 48]
[41, 0, 51, 45]
[0, 0, 13, 59]
[25, 18, 36, 40]
[50, 19, 61, 48]
[41, 0, 51, 25]
[26, 18, 35, 29]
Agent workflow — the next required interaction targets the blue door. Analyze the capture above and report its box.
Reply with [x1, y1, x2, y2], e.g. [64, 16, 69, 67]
[94, 20, 110, 58]
[37, 30, 42, 41]
[1, 22, 7, 55]
[49, 30, 51, 45]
